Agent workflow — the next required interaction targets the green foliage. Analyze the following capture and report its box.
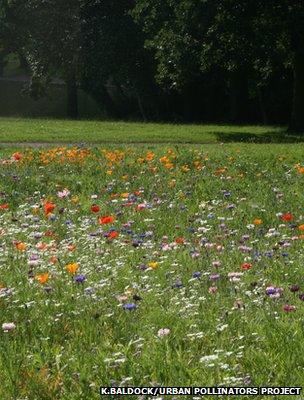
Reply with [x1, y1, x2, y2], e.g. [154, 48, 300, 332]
[81, 0, 158, 118]
[1, 0, 304, 125]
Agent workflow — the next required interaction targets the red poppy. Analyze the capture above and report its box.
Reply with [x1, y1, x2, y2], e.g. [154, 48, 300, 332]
[91, 204, 100, 213]
[175, 237, 185, 244]
[0, 204, 9, 210]
[281, 213, 293, 222]
[241, 263, 252, 270]
[108, 231, 119, 239]
[44, 202, 55, 215]
[99, 215, 114, 224]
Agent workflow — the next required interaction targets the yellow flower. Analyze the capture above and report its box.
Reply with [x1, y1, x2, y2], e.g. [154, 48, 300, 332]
[148, 261, 158, 270]
[71, 196, 79, 204]
[193, 161, 202, 170]
[66, 263, 79, 274]
[32, 206, 40, 215]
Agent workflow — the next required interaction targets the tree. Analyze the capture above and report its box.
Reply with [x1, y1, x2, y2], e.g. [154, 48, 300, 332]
[252, 0, 304, 131]
[133, 0, 259, 123]
[81, 0, 159, 120]
[5, 0, 82, 118]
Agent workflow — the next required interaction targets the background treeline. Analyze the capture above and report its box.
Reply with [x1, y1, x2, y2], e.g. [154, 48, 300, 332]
[0, 0, 303, 130]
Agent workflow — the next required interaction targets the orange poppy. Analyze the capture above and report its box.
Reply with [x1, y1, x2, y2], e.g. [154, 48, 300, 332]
[44, 202, 55, 215]
[15, 242, 27, 251]
[12, 152, 22, 161]
[49, 256, 58, 264]
[66, 263, 79, 274]
[108, 231, 119, 239]
[0, 204, 9, 210]
[36, 273, 49, 285]
[99, 216, 114, 224]
[36, 242, 48, 251]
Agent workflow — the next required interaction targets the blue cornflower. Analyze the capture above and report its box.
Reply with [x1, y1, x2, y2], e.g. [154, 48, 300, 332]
[123, 303, 137, 311]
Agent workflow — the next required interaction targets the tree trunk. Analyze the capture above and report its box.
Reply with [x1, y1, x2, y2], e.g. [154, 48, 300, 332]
[66, 70, 78, 119]
[229, 67, 249, 123]
[258, 86, 268, 125]
[290, 51, 304, 132]
[0, 54, 5, 77]
[136, 90, 147, 121]
[90, 84, 122, 119]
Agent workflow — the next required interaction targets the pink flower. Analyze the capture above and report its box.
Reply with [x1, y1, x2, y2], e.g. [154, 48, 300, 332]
[212, 261, 221, 268]
[157, 328, 170, 338]
[57, 189, 70, 199]
[136, 203, 147, 210]
[2, 322, 16, 332]
[208, 286, 218, 294]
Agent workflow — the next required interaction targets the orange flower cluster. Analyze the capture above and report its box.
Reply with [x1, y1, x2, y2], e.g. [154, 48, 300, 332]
[40, 147, 90, 165]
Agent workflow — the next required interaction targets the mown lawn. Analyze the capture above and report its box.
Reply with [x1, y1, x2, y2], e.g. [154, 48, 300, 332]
[0, 117, 301, 144]
[0, 143, 304, 399]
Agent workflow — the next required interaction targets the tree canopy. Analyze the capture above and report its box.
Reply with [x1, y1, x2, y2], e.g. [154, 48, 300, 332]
[1, 0, 304, 129]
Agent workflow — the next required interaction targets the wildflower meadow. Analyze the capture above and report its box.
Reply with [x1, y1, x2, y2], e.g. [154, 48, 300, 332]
[1, 143, 304, 399]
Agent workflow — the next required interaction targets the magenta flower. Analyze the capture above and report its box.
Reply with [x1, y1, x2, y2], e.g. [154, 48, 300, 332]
[283, 304, 296, 312]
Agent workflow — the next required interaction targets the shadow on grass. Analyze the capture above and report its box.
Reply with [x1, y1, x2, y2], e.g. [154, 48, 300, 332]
[214, 129, 304, 143]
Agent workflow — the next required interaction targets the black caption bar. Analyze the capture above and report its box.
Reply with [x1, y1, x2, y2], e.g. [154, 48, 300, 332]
[100, 386, 302, 396]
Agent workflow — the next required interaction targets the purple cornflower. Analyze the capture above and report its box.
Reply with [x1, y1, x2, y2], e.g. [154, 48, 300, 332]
[123, 303, 137, 311]
[74, 274, 86, 283]
[265, 286, 276, 295]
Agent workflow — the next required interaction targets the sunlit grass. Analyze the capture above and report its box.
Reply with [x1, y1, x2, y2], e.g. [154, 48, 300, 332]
[0, 143, 303, 399]
[0, 117, 293, 144]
